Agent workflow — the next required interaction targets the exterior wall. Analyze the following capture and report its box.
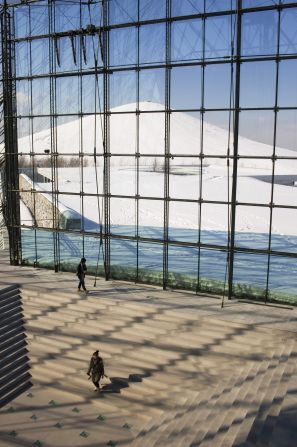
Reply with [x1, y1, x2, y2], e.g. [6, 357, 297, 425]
[19, 174, 55, 228]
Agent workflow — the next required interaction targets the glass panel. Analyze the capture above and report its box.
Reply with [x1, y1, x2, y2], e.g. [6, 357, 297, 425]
[171, 19, 203, 62]
[138, 242, 163, 285]
[110, 113, 136, 154]
[56, 117, 80, 154]
[243, 0, 277, 6]
[171, 66, 201, 110]
[55, 37, 77, 73]
[276, 110, 297, 153]
[278, 59, 297, 107]
[279, 7, 297, 55]
[36, 230, 55, 268]
[32, 78, 50, 116]
[84, 234, 105, 277]
[140, 0, 166, 20]
[169, 202, 199, 243]
[15, 42, 30, 78]
[171, 112, 201, 155]
[273, 159, 297, 206]
[59, 231, 83, 272]
[82, 116, 104, 155]
[242, 10, 278, 56]
[16, 80, 30, 116]
[233, 252, 268, 299]
[168, 245, 198, 290]
[18, 118, 30, 144]
[81, 75, 103, 114]
[204, 63, 232, 109]
[172, 0, 203, 16]
[109, 0, 138, 25]
[237, 162, 272, 203]
[205, 15, 233, 59]
[110, 239, 137, 281]
[235, 205, 270, 249]
[21, 229, 35, 265]
[139, 113, 165, 154]
[56, 77, 80, 115]
[138, 199, 163, 238]
[58, 193, 82, 231]
[110, 198, 135, 236]
[203, 161, 231, 202]
[200, 204, 229, 246]
[139, 157, 164, 198]
[31, 39, 49, 75]
[14, 7, 29, 39]
[240, 61, 276, 108]
[84, 165, 104, 196]
[140, 23, 166, 65]
[268, 256, 297, 304]
[206, 0, 235, 11]
[203, 111, 234, 156]
[271, 208, 297, 253]
[139, 69, 165, 108]
[32, 117, 51, 152]
[82, 196, 102, 233]
[169, 158, 199, 200]
[110, 71, 137, 110]
[110, 27, 137, 67]
[199, 248, 228, 293]
[55, 3, 81, 33]
[238, 111, 275, 156]
[54, 165, 80, 194]
[110, 156, 136, 196]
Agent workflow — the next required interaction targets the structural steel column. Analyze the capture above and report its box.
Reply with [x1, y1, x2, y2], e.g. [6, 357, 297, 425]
[103, 0, 110, 280]
[228, 0, 242, 299]
[1, 0, 21, 265]
[163, 0, 171, 289]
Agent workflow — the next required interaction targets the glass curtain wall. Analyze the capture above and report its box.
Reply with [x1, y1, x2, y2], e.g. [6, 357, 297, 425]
[1, 0, 297, 304]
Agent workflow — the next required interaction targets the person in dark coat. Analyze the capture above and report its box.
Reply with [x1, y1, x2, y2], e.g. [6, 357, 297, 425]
[77, 257, 88, 292]
[87, 350, 105, 391]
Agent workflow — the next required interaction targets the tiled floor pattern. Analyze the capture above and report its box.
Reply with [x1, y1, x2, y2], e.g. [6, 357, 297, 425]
[0, 257, 296, 446]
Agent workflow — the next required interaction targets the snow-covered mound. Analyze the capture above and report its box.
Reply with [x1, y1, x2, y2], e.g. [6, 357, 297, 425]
[17, 102, 296, 171]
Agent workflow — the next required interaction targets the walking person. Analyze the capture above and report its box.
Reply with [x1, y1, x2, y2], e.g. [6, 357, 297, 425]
[87, 350, 105, 391]
[77, 257, 88, 292]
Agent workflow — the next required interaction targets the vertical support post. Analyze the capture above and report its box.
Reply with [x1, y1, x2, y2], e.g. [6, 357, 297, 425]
[1, 0, 21, 265]
[228, 0, 242, 300]
[103, 0, 110, 280]
[163, 0, 171, 290]
[135, 0, 140, 283]
[265, 6, 281, 304]
[48, 0, 60, 272]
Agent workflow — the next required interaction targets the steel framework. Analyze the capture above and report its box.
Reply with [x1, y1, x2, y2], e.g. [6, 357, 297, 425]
[1, 0, 297, 304]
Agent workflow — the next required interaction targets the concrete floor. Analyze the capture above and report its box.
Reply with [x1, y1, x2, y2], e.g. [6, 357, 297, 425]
[0, 251, 297, 447]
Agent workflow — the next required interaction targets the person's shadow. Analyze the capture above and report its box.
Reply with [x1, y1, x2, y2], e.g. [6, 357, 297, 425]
[100, 374, 147, 394]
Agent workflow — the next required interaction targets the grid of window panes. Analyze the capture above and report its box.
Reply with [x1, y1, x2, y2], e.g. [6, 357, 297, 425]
[2, 0, 297, 304]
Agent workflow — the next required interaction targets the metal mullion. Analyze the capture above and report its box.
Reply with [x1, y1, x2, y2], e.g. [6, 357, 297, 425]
[196, 0, 206, 294]
[163, 0, 171, 290]
[79, 0, 84, 257]
[228, 0, 242, 300]
[136, 0, 140, 283]
[265, 6, 281, 304]
[28, 4, 38, 267]
[103, 0, 110, 280]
